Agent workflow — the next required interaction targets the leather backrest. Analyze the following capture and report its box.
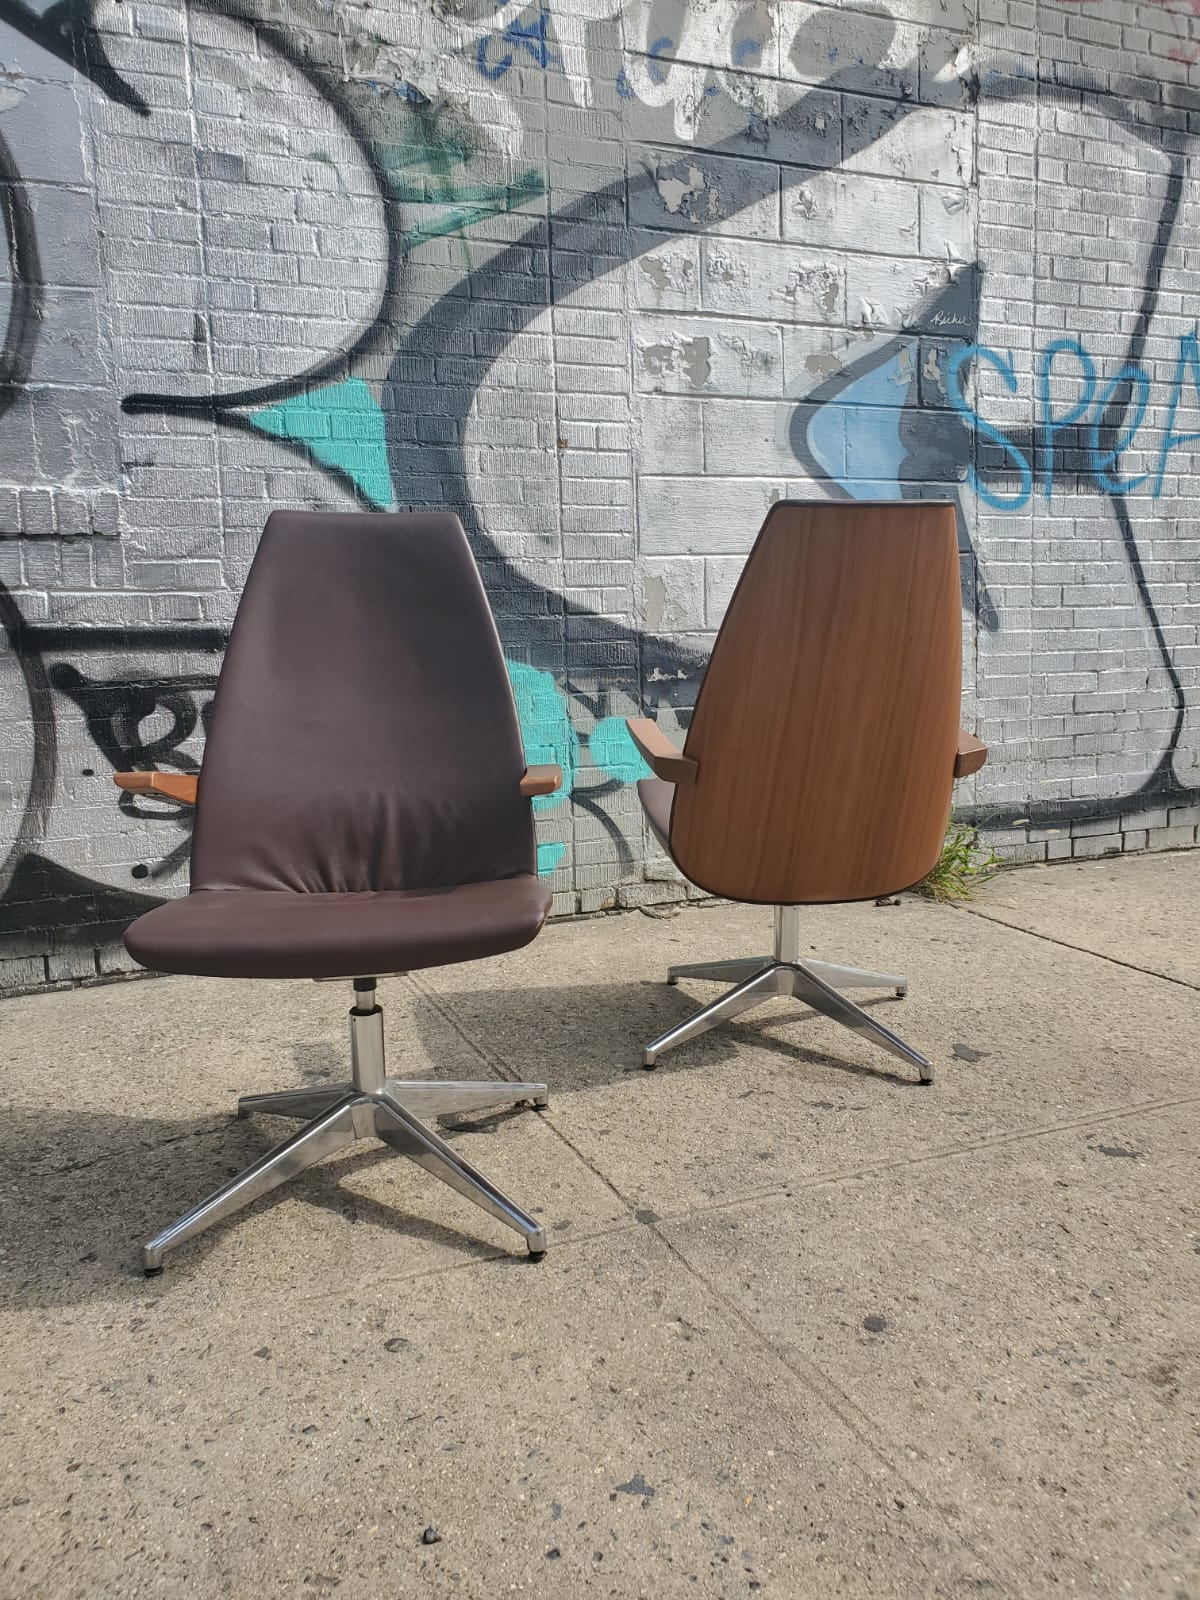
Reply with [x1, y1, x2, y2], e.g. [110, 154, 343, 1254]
[668, 500, 963, 904]
[190, 511, 535, 893]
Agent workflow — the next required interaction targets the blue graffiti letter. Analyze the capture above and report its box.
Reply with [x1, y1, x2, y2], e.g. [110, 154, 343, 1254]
[1087, 364, 1150, 496]
[948, 344, 1032, 511]
[477, 33, 513, 79]
[1154, 329, 1200, 497]
[1038, 339, 1095, 503]
[647, 36, 673, 85]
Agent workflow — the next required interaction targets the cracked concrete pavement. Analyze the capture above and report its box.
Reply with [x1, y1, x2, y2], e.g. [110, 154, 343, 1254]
[1, 852, 1198, 1598]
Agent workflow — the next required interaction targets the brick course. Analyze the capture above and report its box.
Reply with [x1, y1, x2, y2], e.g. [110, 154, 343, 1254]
[0, 0, 1196, 991]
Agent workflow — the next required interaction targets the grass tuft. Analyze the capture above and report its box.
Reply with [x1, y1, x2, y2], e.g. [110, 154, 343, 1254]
[916, 823, 1002, 903]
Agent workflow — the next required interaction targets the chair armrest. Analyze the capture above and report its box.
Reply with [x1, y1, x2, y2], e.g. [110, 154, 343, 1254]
[625, 718, 698, 786]
[115, 768, 562, 804]
[954, 730, 987, 779]
[520, 765, 562, 798]
[114, 771, 199, 804]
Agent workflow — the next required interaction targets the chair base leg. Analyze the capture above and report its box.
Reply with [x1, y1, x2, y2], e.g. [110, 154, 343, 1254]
[382, 1080, 549, 1118]
[236, 1084, 352, 1120]
[804, 959, 908, 999]
[667, 955, 908, 999]
[235, 1080, 548, 1122]
[644, 966, 786, 1068]
[666, 956, 773, 987]
[646, 953, 931, 1083]
[144, 980, 548, 1273]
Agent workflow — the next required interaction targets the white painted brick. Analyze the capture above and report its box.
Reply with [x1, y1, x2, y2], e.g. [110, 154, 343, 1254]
[701, 238, 844, 324]
[633, 396, 705, 474]
[633, 314, 782, 397]
[843, 101, 975, 187]
[920, 184, 978, 262]
[846, 256, 966, 331]
[638, 477, 783, 556]
[629, 146, 780, 240]
[704, 556, 747, 627]
[703, 399, 801, 476]
[629, 232, 701, 312]
[783, 170, 921, 256]
[638, 557, 705, 633]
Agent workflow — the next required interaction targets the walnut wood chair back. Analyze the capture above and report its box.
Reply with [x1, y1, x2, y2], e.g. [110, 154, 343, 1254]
[666, 500, 964, 904]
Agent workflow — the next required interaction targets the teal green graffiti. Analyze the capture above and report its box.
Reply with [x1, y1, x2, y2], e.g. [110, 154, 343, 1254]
[249, 378, 393, 509]
[506, 659, 578, 815]
[588, 716, 652, 784]
[377, 113, 544, 250]
[536, 842, 566, 876]
[506, 659, 576, 880]
[398, 169, 544, 249]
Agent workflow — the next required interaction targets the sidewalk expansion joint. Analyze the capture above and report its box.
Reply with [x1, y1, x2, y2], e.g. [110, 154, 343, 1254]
[962, 905, 1200, 991]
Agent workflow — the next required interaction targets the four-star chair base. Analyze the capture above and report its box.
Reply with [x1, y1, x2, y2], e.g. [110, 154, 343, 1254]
[643, 907, 933, 1083]
[141, 977, 549, 1274]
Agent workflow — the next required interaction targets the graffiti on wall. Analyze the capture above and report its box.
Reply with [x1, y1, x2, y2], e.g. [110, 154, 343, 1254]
[0, 0, 1197, 970]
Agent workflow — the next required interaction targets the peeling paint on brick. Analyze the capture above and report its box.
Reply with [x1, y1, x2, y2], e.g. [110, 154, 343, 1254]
[0, 0, 1196, 986]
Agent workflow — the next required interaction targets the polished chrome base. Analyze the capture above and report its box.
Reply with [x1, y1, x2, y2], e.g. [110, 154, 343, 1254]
[646, 907, 932, 1083]
[142, 978, 548, 1273]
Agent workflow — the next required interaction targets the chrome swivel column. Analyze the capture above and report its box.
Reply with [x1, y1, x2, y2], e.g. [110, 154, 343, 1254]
[644, 906, 932, 1082]
[142, 977, 549, 1274]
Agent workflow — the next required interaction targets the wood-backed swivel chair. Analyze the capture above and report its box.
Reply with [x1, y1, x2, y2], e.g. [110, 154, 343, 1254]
[116, 511, 562, 1273]
[628, 500, 987, 1084]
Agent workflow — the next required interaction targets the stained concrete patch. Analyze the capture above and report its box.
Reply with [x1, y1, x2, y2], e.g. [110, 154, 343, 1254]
[659, 1107, 1200, 1597]
[3, 863, 1200, 1596]
[951, 1042, 989, 1063]
[2, 1230, 992, 1599]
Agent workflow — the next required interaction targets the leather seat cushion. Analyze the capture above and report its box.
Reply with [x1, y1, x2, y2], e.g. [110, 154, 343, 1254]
[124, 875, 552, 980]
[637, 777, 675, 852]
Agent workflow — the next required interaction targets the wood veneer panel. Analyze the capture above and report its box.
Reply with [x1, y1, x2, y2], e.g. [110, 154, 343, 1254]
[669, 501, 962, 903]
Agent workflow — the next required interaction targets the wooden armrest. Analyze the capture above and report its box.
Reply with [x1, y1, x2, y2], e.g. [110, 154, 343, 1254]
[114, 771, 199, 805]
[116, 769, 562, 804]
[625, 718, 698, 786]
[954, 730, 987, 779]
[520, 765, 562, 798]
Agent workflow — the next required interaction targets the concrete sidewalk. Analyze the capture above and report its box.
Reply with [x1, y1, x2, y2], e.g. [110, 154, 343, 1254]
[1, 853, 1197, 1599]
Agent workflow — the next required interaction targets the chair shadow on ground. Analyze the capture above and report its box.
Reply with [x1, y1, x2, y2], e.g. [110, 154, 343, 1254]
[409, 978, 925, 1094]
[0, 1100, 541, 1311]
[0, 975, 927, 1308]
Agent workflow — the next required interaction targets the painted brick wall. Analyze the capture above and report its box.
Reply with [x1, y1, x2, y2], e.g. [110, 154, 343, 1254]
[1, 0, 1198, 992]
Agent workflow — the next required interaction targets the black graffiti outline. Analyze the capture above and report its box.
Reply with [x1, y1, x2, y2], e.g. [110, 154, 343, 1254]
[0, 123, 42, 426]
[0, 0, 150, 116]
[48, 662, 217, 879]
[0, 577, 56, 894]
[124, 9, 1200, 829]
[0, 604, 225, 925]
[121, 0, 405, 420]
[11, 0, 1194, 869]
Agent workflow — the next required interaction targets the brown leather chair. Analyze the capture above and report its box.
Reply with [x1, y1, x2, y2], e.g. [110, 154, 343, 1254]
[116, 510, 562, 1273]
[627, 500, 987, 1083]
